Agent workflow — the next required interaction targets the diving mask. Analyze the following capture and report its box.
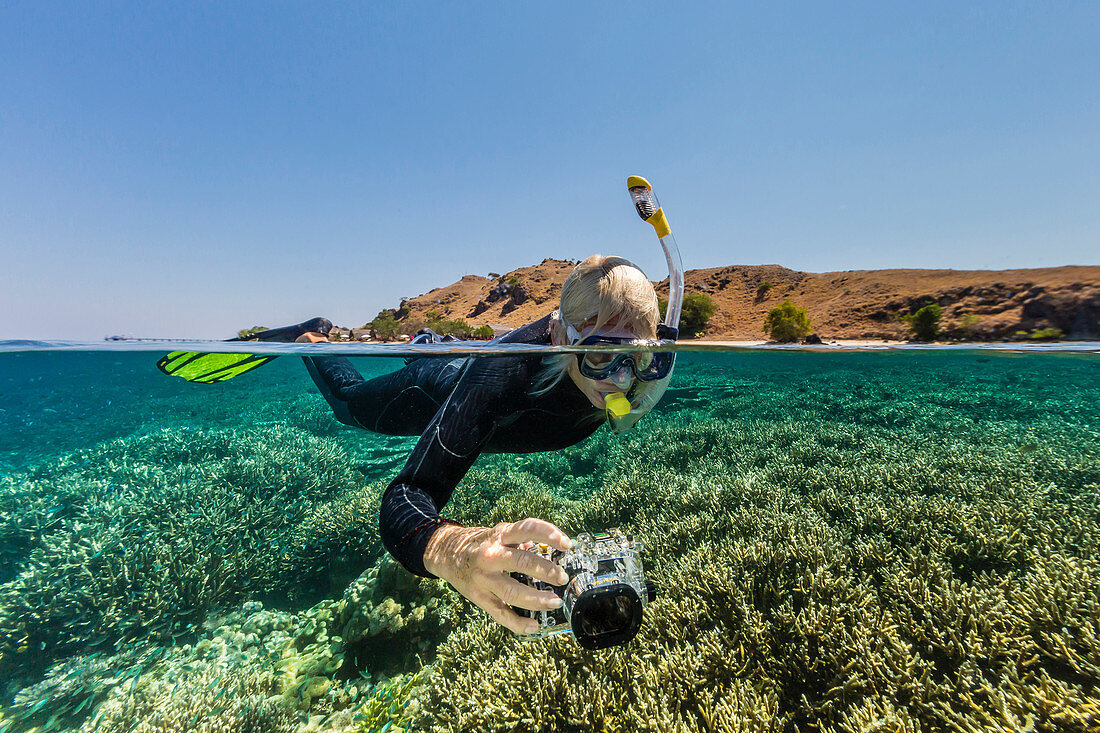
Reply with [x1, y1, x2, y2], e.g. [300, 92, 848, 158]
[563, 321, 674, 383]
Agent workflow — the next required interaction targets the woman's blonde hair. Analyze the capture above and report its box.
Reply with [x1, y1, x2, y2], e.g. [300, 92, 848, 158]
[559, 255, 660, 338]
[531, 255, 659, 396]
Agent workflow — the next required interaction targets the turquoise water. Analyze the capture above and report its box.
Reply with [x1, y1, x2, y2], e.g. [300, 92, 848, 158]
[1, 344, 1098, 732]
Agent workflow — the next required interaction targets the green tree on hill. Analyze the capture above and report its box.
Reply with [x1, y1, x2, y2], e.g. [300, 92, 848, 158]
[658, 292, 718, 338]
[439, 318, 474, 338]
[406, 310, 476, 339]
[764, 300, 812, 343]
[904, 304, 942, 341]
[237, 326, 269, 339]
[367, 311, 401, 339]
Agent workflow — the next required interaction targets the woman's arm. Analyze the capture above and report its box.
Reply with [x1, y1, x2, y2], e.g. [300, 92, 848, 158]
[377, 356, 572, 633]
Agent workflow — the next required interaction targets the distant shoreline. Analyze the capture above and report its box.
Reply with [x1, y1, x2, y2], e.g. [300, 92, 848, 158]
[382, 259, 1100, 342]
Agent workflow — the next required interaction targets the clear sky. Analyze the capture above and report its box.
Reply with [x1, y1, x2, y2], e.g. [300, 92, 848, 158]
[2, 2, 1097, 340]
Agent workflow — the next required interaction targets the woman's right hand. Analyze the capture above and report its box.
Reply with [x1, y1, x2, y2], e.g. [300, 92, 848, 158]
[423, 518, 573, 635]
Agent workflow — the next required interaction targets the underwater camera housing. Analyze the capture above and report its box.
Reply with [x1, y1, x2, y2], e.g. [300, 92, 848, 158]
[510, 529, 657, 650]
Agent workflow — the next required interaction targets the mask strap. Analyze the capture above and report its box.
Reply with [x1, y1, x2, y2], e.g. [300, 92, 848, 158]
[558, 312, 584, 344]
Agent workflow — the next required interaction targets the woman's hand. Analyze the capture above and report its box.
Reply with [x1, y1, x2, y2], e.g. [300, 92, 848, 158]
[423, 518, 573, 634]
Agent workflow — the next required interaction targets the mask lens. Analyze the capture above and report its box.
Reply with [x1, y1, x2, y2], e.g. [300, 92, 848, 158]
[575, 336, 671, 382]
[582, 352, 616, 370]
[580, 352, 634, 381]
[634, 352, 673, 381]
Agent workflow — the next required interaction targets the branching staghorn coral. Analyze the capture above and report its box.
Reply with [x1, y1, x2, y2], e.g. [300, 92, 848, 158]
[0, 425, 378, 684]
[2, 349, 1099, 732]
[409, 353, 1100, 732]
[280, 482, 387, 603]
[4, 557, 443, 733]
[1, 644, 169, 733]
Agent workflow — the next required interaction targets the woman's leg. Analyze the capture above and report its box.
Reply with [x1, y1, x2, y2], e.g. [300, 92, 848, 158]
[243, 317, 465, 435]
[304, 355, 467, 435]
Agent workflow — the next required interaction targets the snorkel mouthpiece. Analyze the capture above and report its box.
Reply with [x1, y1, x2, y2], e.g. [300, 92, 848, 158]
[604, 392, 632, 418]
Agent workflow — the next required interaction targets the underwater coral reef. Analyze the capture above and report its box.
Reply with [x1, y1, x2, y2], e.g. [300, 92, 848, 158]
[1, 349, 1098, 732]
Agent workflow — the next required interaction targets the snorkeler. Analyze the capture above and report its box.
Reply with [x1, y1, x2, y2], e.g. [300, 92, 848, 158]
[254, 254, 676, 635]
[159, 178, 684, 635]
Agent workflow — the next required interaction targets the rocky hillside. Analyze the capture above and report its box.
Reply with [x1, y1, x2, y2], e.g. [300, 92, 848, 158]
[380, 258, 1100, 340]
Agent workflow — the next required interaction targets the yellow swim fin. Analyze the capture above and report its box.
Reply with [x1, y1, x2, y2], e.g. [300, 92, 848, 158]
[156, 351, 277, 384]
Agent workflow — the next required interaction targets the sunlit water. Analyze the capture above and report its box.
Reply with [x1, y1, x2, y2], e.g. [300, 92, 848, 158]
[0, 342, 1097, 732]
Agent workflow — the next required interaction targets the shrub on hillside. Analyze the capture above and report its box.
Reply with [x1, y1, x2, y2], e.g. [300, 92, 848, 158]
[236, 326, 269, 339]
[367, 311, 401, 339]
[763, 300, 812, 343]
[957, 314, 980, 338]
[904, 304, 942, 341]
[756, 281, 775, 301]
[406, 311, 475, 339]
[439, 319, 474, 338]
[681, 292, 718, 337]
[659, 292, 718, 338]
[1016, 327, 1064, 341]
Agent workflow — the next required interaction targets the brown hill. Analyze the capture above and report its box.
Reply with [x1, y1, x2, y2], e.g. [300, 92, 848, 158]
[378, 258, 1100, 340]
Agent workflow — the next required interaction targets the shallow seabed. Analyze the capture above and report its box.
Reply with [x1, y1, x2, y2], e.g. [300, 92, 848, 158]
[1, 346, 1098, 732]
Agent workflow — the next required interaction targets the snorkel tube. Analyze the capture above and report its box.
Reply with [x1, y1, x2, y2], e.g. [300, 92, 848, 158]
[628, 176, 685, 340]
[604, 176, 685, 432]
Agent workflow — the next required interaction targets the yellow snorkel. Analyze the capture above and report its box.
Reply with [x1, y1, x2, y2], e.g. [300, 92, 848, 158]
[603, 176, 684, 432]
[627, 175, 685, 337]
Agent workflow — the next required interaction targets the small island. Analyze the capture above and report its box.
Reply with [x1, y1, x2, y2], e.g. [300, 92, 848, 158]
[306, 260, 1100, 344]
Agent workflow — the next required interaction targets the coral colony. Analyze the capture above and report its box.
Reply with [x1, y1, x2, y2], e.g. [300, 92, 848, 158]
[1, 349, 1098, 732]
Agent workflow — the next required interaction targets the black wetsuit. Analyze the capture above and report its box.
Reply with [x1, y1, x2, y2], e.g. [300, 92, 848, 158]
[298, 315, 605, 577]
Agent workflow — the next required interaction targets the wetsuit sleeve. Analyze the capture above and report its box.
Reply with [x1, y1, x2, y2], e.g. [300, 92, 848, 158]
[379, 357, 527, 577]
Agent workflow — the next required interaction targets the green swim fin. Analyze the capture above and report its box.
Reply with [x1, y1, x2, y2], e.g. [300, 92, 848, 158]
[156, 351, 277, 384]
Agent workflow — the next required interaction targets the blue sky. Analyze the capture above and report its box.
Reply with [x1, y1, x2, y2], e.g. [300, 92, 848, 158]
[2, 2, 1097, 339]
